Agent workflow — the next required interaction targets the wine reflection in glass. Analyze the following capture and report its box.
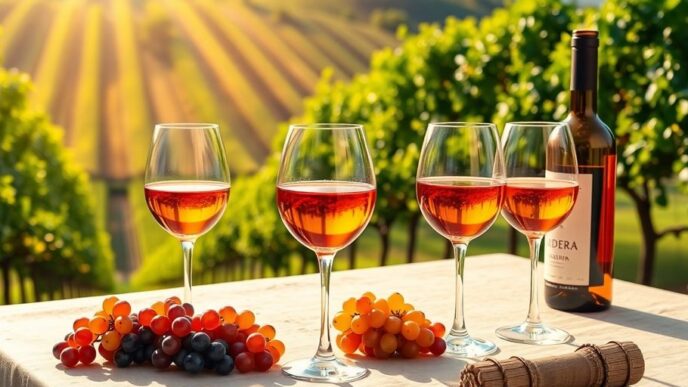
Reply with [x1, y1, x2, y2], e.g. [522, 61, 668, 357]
[416, 122, 505, 357]
[276, 123, 376, 383]
[496, 121, 578, 345]
[144, 123, 230, 304]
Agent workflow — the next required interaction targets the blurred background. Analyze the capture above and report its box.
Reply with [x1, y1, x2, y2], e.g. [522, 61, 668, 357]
[0, 0, 686, 304]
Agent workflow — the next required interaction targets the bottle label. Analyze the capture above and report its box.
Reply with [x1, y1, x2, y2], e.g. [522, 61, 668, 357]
[544, 171, 593, 286]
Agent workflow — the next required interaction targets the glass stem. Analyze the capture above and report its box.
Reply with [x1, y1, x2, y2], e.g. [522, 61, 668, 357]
[181, 240, 195, 304]
[315, 253, 336, 362]
[526, 236, 543, 325]
[450, 243, 468, 337]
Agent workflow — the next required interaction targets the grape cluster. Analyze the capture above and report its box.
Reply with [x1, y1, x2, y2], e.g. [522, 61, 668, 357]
[333, 292, 447, 359]
[52, 296, 285, 376]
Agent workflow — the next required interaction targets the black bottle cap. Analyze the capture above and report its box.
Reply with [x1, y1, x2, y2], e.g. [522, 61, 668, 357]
[572, 29, 599, 48]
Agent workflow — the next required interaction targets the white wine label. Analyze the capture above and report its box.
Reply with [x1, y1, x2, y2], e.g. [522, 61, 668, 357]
[544, 171, 592, 286]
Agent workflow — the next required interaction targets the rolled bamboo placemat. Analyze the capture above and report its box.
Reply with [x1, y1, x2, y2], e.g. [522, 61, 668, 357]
[460, 341, 644, 386]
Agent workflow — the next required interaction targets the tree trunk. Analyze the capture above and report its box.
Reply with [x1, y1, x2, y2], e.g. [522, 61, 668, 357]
[348, 241, 357, 270]
[508, 227, 519, 255]
[300, 254, 309, 275]
[406, 212, 420, 263]
[18, 271, 27, 303]
[623, 184, 658, 286]
[378, 221, 391, 267]
[1, 259, 10, 305]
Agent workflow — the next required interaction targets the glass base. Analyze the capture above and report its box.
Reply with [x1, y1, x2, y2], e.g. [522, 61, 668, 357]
[282, 357, 369, 383]
[445, 331, 498, 358]
[495, 321, 570, 345]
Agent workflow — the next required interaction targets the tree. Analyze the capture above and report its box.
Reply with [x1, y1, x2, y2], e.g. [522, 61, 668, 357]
[0, 68, 114, 304]
[589, 0, 688, 285]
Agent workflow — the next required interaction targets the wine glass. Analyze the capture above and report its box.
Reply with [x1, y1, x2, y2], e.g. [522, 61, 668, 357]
[277, 123, 376, 383]
[496, 122, 578, 344]
[416, 122, 505, 357]
[144, 123, 230, 304]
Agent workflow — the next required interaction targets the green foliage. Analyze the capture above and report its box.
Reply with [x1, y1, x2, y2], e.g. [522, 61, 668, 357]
[136, 0, 688, 287]
[0, 68, 114, 298]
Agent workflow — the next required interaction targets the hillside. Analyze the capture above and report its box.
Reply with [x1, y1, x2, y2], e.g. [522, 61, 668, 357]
[0, 0, 501, 279]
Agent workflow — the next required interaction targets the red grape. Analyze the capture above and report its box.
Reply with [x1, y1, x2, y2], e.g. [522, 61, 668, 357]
[218, 306, 236, 324]
[182, 303, 194, 316]
[246, 333, 266, 353]
[243, 324, 259, 335]
[66, 333, 78, 348]
[150, 315, 170, 335]
[78, 345, 97, 365]
[201, 310, 221, 331]
[218, 324, 238, 343]
[254, 351, 273, 372]
[165, 296, 182, 305]
[235, 352, 254, 373]
[191, 315, 202, 331]
[60, 348, 80, 368]
[229, 342, 247, 358]
[138, 308, 156, 327]
[53, 342, 69, 360]
[74, 327, 94, 347]
[98, 343, 114, 362]
[267, 346, 281, 363]
[161, 335, 181, 356]
[171, 317, 192, 337]
[167, 305, 186, 321]
[429, 337, 446, 356]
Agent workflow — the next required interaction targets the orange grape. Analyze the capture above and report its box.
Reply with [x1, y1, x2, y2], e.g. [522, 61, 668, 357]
[373, 298, 390, 315]
[236, 310, 255, 330]
[379, 333, 398, 353]
[350, 315, 369, 335]
[93, 310, 109, 319]
[336, 332, 344, 348]
[165, 296, 182, 305]
[74, 327, 93, 346]
[114, 316, 133, 334]
[430, 322, 446, 338]
[102, 296, 119, 315]
[369, 308, 387, 328]
[258, 325, 276, 341]
[246, 333, 267, 353]
[374, 344, 392, 359]
[138, 308, 156, 327]
[422, 319, 432, 328]
[201, 309, 221, 330]
[339, 333, 361, 354]
[384, 316, 402, 334]
[151, 301, 165, 315]
[73, 317, 89, 331]
[332, 312, 353, 332]
[387, 293, 404, 310]
[403, 310, 425, 325]
[112, 300, 131, 318]
[89, 316, 109, 335]
[400, 303, 414, 312]
[243, 324, 260, 335]
[402, 321, 420, 341]
[416, 328, 435, 348]
[356, 297, 373, 315]
[219, 306, 237, 324]
[101, 330, 121, 351]
[362, 291, 376, 301]
[267, 339, 285, 356]
[66, 334, 78, 348]
[342, 297, 357, 314]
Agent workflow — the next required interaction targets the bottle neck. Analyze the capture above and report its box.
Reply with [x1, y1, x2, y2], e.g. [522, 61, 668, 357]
[570, 44, 598, 115]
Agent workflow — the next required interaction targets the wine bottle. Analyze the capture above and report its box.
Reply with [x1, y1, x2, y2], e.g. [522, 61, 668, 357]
[544, 30, 616, 312]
